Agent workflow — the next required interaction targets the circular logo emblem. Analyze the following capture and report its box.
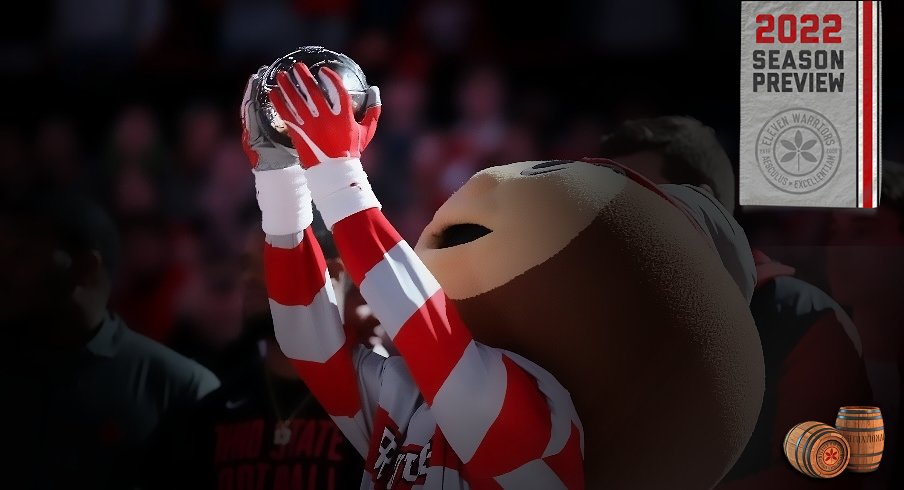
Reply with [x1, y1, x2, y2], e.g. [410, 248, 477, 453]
[755, 108, 842, 194]
[815, 440, 847, 474]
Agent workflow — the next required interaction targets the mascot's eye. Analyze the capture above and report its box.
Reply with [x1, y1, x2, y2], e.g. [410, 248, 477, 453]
[437, 223, 492, 249]
[521, 160, 574, 176]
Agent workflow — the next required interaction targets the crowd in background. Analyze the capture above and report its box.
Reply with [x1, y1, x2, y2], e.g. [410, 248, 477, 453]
[1, 0, 903, 488]
[4, 0, 748, 351]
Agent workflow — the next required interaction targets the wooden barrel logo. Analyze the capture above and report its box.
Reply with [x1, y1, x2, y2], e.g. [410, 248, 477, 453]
[836, 406, 884, 473]
[784, 421, 850, 478]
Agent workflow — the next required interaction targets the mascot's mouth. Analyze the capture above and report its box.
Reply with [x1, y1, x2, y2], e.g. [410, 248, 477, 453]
[437, 223, 492, 249]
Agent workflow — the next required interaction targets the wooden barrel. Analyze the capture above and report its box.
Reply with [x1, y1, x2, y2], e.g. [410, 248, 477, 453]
[784, 421, 850, 478]
[836, 406, 884, 473]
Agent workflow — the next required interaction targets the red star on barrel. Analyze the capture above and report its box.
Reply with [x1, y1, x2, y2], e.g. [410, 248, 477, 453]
[824, 447, 839, 465]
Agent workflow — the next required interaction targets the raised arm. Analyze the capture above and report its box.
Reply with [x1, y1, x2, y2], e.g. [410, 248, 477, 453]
[240, 69, 382, 455]
[268, 62, 584, 484]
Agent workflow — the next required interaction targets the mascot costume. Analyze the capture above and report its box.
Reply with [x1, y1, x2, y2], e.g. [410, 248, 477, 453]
[240, 61, 765, 489]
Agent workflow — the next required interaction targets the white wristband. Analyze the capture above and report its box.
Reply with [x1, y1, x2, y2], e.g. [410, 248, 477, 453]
[305, 158, 381, 229]
[253, 165, 313, 235]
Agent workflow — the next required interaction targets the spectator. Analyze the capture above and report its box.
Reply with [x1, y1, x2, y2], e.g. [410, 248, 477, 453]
[0, 126, 32, 197]
[0, 189, 219, 489]
[552, 116, 607, 161]
[368, 72, 429, 227]
[169, 243, 248, 378]
[826, 161, 904, 488]
[50, 0, 165, 69]
[600, 116, 873, 489]
[33, 116, 85, 189]
[495, 122, 541, 167]
[149, 225, 364, 489]
[195, 142, 257, 254]
[110, 212, 188, 343]
[99, 105, 169, 215]
[219, 0, 309, 63]
[162, 103, 227, 223]
[454, 64, 508, 166]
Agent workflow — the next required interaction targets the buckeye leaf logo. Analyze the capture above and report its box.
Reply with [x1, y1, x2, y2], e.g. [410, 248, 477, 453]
[780, 130, 818, 171]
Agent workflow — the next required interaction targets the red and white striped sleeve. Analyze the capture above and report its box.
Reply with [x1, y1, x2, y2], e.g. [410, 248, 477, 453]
[307, 159, 585, 485]
[255, 165, 386, 457]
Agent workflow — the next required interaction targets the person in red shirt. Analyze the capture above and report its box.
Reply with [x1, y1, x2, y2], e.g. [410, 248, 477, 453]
[600, 116, 874, 489]
[826, 161, 904, 488]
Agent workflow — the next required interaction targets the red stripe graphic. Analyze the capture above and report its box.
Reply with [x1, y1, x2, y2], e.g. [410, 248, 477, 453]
[290, 341, 362, 416]
[863, 1, 873, 208]
[544, 424, 586, 490]
[466, 355, 553, 478]
[392, 292, 472, 403]
[332, 208, 403, 286]
[264, 227, 327, 306]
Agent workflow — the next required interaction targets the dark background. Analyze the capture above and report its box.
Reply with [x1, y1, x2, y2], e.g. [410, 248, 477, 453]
[0, 0, 901, 487]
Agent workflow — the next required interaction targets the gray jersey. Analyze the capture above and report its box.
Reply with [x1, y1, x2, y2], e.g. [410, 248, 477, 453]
[2, 312, 219, 489]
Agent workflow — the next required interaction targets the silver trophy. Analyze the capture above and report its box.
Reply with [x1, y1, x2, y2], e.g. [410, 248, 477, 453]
[255, 46, 370, 148]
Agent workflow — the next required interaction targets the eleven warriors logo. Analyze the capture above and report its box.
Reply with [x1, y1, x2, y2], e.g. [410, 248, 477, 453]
[755, 108, 842, 194]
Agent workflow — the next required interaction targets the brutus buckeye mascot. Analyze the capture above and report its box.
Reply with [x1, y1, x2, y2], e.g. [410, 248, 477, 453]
[240, 57, 764, 489]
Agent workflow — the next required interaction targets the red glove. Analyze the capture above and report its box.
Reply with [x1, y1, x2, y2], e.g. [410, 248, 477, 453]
[267, 62, 381, 168]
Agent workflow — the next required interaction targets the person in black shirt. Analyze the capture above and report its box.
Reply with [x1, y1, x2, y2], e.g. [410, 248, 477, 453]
[151, 219, 364, 490]
[0, 190, 220, 489]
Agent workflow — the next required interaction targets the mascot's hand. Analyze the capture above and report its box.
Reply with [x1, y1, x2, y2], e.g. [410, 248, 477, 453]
[242, 66, 312, 236]
[267, 61, 381, 168]
[240, 66, 299, 171]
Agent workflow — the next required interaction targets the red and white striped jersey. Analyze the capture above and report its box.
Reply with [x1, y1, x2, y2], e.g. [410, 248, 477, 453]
[264, 208, 585, 489]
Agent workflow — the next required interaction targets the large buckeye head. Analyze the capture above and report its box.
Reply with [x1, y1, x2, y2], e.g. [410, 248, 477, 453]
[414, 159, 764, 489]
